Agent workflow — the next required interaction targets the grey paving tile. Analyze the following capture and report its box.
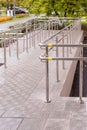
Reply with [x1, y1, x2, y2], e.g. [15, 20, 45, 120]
[3, 108, 49, 119]
[0, 110, 5, 117]
[65, 100, 86, 112]
[72, 111, 87, 120]
[3, 100, 44, 118]
[44, 119, 69, 130]
[49, 110, 72, 119]
[42, 101, 65, 112]
[70, 118, 87, 128]
[0, 118, 22, 130]
[18, 118, 47, 130]
[70, 127, 87, 130]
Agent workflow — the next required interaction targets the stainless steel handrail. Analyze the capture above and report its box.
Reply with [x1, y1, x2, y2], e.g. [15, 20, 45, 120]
[39, 19, 83, 103]
[39, 45, 84, 104]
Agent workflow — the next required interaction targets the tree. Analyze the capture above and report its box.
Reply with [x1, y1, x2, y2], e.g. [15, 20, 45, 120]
[81, 0, 87, 15]
[25, 0, 82, 16]
[1, 0, 87, 16]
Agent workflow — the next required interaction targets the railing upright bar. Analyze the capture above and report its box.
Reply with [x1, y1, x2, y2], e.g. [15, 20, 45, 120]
[3, 33, 7, 68]
[49, 21, 51, 37]
[43, 23, 45, 40]
[79, 48, 84, 104]
[16, 32, 19, 59]
[52, 22, 54, 40]
[8, 33, 11, 57]
[46, 22, 48, 38]
[26, 24, 29, 52]
[43, 21, 45, 40]
[51, 22, 53, 35]
[62, 31, 65, 69]
[39, 23, 41, 43]
[29, 26, 32, 48]
[33, 24, 35, 48]
[70, 25, 72, 53]
[56, 36, 59, 82]
[46, 46, 51, 103]
[46, 21, 49, 38]
[23, 34, 25, 52]
[31, 26, 33, 46]
[41, 23, 43, 41]
[37, 26, 39, 43]
[57, 21, 58, 30]
[67, 27, 69, 57]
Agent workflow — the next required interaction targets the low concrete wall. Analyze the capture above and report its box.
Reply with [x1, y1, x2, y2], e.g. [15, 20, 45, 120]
[60, 31, 84, 96]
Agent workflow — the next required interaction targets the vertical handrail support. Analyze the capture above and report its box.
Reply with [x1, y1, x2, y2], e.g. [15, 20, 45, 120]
[45, 46, 51, 103]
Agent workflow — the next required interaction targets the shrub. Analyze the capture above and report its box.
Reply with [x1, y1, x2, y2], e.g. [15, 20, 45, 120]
[16, 13, 29, 18]
[0, 16, 13, 22]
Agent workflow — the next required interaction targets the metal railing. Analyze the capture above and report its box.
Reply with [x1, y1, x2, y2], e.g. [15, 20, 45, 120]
[1, 17, 64, 67]
[0, 17, 83, 103]
[39, 19, 83, 103]
[0, 17, 79, 68]
[0, 18, 44, 67]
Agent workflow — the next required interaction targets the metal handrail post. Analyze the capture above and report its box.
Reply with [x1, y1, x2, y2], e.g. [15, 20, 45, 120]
[56, 36, 60, 82]
[36, 26, 39, 43]
[29, 24, 32, 48]
[46, 46, 51, 103]
[51, 22, 53, 35]
[43, 23, 44, 40]
[57, 21, 58, 30]
[23, 35, 25, 52]
[67, 27, 69, 57]
[43, 21, 45, 40]
[26, 24, 29, 52]
[54, 21, 56, 29]
[3, 39, 7, 68]
[70, 25, 72, 53]
[53, 22, 55, 34]
[56, 22, 57, 30]
[46, 22, 48, 38]
[31, 26, 33, 46]
[8, 34, 11, 57]
[41, 23, 43, 41]
[47, 22, 49, 37]
[39, 23, 41, 42]
[40, 23, 42, 42]
[73, 25, 75, 42]
[42, 24, 44, 41]
[48, 21, 50, 37]
[62, 31, 65, 69]
[33, 25, 35, 48]
[79, 48, 84, 104]
[16, 32, 19, 59]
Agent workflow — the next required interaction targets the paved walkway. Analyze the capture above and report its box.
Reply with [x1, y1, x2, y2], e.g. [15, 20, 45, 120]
[0, 19, 86, 130]
[0, 42, 85, 130]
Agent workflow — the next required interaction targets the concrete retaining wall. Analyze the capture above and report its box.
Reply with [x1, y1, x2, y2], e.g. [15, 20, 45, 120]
[60, 31, 84, 96]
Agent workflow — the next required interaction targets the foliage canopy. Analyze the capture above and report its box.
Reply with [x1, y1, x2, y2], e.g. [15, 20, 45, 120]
[0, 0, 87, 16]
